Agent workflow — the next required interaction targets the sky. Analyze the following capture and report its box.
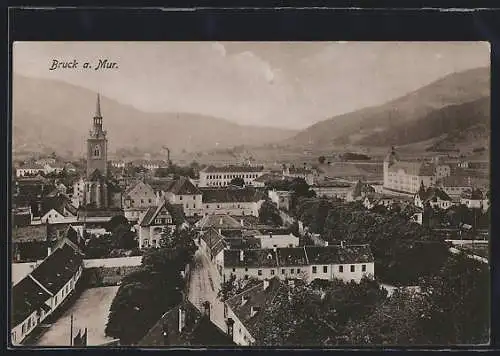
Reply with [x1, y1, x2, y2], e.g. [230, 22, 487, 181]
[13, 41, 490, 129]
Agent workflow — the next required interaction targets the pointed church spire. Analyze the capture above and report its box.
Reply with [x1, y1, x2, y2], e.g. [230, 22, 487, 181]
[95, 93, 102, 117]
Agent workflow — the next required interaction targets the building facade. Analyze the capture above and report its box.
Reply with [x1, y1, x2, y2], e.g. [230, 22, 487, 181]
[199, 166, 266, 188]
[383, 147, 451, 195]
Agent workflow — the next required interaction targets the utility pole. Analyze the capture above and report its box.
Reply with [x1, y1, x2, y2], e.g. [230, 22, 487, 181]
[70, 314, 73, 346]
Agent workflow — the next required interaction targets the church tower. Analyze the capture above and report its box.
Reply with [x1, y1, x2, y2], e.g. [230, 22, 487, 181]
[86, 93, 108, 178]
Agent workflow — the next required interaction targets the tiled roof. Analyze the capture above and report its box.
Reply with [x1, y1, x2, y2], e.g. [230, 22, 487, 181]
[168, 177, 201, 195]
[200, 228, 227, 257]
[225, 237, 262, 250]
[30, 243, 83, 294]
[276, 247, 308, 267]
[12, 275, 52, 326]
[305, 245, 374, 265]
[201, 188, 265, 203]
[224, 249, 279, 269]
[146, 178, 176, 193]
[202, 165, 264, 173]
[197, 214, 243, 230]
[225, 278, 282, 337]
[313, 180, 352, 188]
[138, 300, 235, 346]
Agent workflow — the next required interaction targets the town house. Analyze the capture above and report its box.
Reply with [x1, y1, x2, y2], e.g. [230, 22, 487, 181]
[122, 180, 158, 221]
[137, 201, 186, 249]
[200, 187, 266, 217]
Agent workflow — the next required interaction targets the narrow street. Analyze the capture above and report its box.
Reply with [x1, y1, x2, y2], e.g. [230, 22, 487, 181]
[187, 247, 226, 332]
[33, 286, 119, 346]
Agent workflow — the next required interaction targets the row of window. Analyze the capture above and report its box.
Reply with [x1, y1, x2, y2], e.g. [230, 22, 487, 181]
[178, 195, 197, 201]
[232, 264, 368, 276]
[206, 173, 259, 180]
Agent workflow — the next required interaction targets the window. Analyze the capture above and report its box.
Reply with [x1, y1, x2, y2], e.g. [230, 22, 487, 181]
[93, 145, 101, 157]
[312, 266, 317, 273]
[22, 323, 25, 334]
[148, 199, 152, 203]
[291, 269, 295, 274]
[281, 269, 285, 275]
[180, 196, 183, 200]
[350, 265, 355, 272]
[339, 265, 344, 273]
[245, 275, 249, 280]
[258, 270, 262, 276]
[55, 296, 58, 305]
[297, 268, 301, 273]
[271, 269, 275, 275]
[193, 196, 195, 200]
[245, 267, 248, 272]
[232, 268, 236, 272]
[12, 332, 16, 343]
[362, 264, 367, 272]
[323, 266, 328, 273]
[28, 318, 31, 329]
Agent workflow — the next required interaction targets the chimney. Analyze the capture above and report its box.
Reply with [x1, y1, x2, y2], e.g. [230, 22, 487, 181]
[263, 279, 270, 291]
[340, 240, 344, 248]
[240, 250, 244, 262]
[47, 246, 52, 257]
[240, 219, 244, 227]
[218, 228, 222, 235]
[219, 217, 223, 226]
[178, 307, 186, 333]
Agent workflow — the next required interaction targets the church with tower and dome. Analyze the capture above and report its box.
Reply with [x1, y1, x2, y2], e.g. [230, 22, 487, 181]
[77, 94, 123, 213]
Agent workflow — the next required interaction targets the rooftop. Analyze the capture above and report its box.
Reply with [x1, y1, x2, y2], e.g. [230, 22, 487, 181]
[202, 165, 264, 174]
[305, 245, 375, 265]
[138, 201, 185, 227]
[197, 214, 243, 230]
[225, 278, 282, 337]
[201, 187, 265, 203]
[30, 243, 83, 294]
[224, 249, 278, 269]
[138, 300, 235, 346]
[12, 275, 52, 326]
[168, 177, 201, 195]
[12, 225, 49, 243]
[276, 247, 308, 267]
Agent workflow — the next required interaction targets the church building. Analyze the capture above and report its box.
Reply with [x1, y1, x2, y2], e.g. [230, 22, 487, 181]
[80, 94, 122, 210]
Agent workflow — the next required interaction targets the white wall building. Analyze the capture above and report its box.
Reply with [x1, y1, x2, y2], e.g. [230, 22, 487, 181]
[199, 166, 266, 188]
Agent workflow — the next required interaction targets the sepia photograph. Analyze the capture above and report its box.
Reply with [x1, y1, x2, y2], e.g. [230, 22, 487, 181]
[10, 41, 490, 347]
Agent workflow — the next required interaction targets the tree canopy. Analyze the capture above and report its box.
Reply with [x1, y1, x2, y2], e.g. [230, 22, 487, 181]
[105, 228, 196, 345]
[258, 200, 283, 227]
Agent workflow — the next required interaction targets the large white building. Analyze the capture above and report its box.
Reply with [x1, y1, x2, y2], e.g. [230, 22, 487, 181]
[383, 147, 451, 195]
[221, 244, 374, 284]
[199, 166, 266, 188]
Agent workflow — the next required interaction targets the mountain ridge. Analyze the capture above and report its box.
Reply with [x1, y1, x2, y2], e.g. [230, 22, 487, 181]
[286, 67, 490, 149]
[12, 74, 297, 157]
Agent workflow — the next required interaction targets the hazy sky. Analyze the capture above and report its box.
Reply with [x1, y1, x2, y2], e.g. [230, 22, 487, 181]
[13, 41, 489, 129]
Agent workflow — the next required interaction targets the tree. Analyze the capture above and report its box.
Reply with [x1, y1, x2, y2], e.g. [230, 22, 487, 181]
[258, 200, 283, 226]
[105, 228, 196, 345]
[106, 215, 130, 232]
[230, 177, 245, 187]
[318, 156, 326, 164]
